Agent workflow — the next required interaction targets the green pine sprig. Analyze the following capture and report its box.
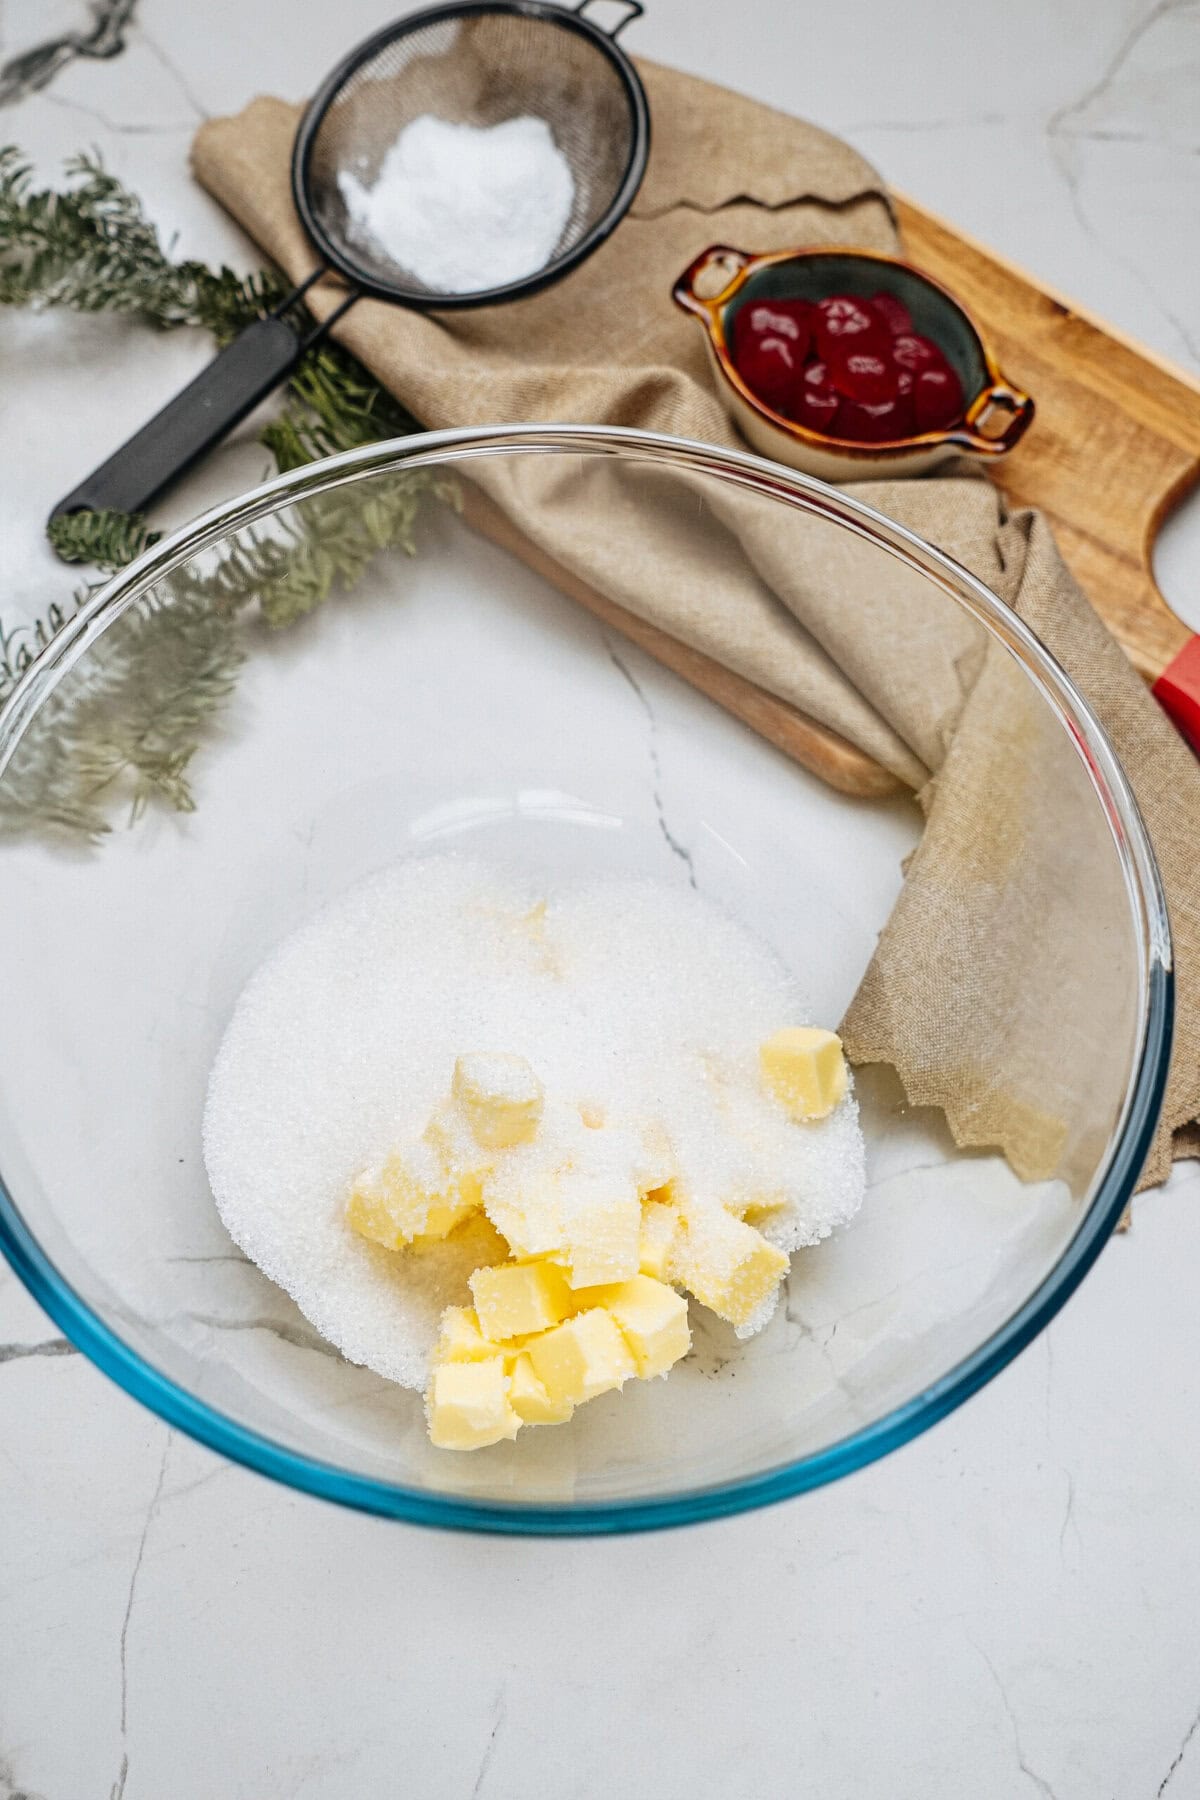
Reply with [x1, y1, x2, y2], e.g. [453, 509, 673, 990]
[0, 149, 450, 839]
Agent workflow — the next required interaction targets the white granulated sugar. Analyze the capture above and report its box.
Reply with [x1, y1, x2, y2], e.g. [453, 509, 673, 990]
[337, 113, 575, 294]
[203, 856, 866, 1387]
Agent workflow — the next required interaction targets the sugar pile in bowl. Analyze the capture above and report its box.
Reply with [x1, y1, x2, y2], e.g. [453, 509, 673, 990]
[203, 857, 866, 1391]
[338, 114, 575, 293]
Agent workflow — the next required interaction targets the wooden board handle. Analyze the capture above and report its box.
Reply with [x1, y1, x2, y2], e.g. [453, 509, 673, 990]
[896, 194, 1200, 694]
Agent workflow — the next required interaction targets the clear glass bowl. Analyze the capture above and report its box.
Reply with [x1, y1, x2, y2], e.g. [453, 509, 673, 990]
[0, 427, 1171, 1533]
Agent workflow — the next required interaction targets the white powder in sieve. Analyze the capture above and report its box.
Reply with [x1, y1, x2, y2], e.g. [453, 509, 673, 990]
[337, 114, 575, 293]
[202, 857, 866, 1388]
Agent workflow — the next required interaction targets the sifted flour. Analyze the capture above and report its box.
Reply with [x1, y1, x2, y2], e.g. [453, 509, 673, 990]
[203, 857, 866, 1388]
[338, 113, 575, 293]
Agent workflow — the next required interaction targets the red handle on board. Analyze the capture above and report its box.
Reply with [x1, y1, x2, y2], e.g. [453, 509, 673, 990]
[1152, 633, 1200, 754]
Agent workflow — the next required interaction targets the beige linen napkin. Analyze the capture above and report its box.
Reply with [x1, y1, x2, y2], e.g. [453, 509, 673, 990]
[192, 57, 1200, 1192]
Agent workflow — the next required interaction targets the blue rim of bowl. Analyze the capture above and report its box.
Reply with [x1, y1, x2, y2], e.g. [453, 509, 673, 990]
[0, 425, 1174, 1535]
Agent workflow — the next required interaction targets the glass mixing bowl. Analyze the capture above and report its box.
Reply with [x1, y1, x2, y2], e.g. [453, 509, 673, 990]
[0, 427, 1170, 1533]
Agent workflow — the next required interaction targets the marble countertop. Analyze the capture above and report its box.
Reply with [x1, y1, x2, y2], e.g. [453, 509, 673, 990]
[1, 1, 1199, 1795]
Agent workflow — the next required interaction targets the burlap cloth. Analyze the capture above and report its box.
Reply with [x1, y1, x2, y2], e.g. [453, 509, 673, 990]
[192, 58, 1200, 1194]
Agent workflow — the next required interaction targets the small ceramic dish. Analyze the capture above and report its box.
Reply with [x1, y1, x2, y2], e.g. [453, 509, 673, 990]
[673, 243, 1034, 480]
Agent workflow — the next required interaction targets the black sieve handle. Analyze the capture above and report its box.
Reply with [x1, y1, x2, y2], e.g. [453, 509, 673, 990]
[572, 0, 643, 37]
[49, 317, 308, 523]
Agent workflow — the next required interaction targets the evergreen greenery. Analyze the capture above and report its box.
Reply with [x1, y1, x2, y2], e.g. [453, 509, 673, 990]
[0, 149, 451, 837]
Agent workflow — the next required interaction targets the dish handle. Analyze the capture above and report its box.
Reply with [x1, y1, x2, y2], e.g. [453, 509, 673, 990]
[949, 378, 1036, 457]
[671, 245, 753, 319]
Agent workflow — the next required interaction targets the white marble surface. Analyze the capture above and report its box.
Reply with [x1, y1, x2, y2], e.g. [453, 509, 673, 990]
[1, 1, 1199, 1795]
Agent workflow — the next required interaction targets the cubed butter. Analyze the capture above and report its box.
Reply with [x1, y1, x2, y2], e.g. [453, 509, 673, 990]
[506, 1351, 574, 1425]
[433, 1305, 498, 1363]
[469, 1258, 574, 1341]
[672, 1206, 789, 1330]
[559, 1171, 640, 1288]
[741, 1194, 788, 1226]
[446, 1215, 512, 1270]
[526, 1308, 636, 1406]
[759, 1027, 848, 1121]
[483, 1161, 563, 1259]
[601, 1275, 691, 1378]
[346, 1140, 475, 1250]
[634, 1121, 677, 1196]
[638, 1200, 680, 1281]
[453, 1053, 544, 1149]
[426, 1357, 521, 1450]
[422, 1103, 489, 1203]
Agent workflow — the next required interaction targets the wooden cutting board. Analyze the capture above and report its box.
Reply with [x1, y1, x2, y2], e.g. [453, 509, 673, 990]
[795, 196, 1200, 794]
[897, 196, 1200, 720]
[466, 198, 1200, 798]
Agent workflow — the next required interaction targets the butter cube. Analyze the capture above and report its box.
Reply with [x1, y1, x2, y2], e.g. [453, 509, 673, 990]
[672, 1206, 789, 1331]
[426, 1209, 510, 1267]
[602, 1275, 691, 1378]
[453, 1053, 544, 1149]
[469, 1259, 574, 1342]
[634, 1121, 677, 1196]
[426, 1357, 521, 1450]
[483, 1161, 563, 1260]
[434, 1306, 498, 1363]
[638, 1200, 680, 1281]
[759, 1027, 848, 1121]
[506, 1351, 574, 1425]
[346, 1140, 475, 1250]
[526, 1308, 637, 1406]
[559, 1170, 640, 1288]
[423, 1103, 489, 1202]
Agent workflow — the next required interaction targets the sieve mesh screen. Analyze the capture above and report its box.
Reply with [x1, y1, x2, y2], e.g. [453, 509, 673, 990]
[303, 9, 640, 299]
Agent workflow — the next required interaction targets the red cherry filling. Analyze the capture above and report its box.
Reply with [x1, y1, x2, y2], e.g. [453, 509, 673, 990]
[736, 332, 800, 404]
[828, 347, 898, 405]
[837, 395, 913, 442]
[913, 364, 965, 430]
[785, 357, 839, 430]
[890, 332, 947, 374]
[815, 294, 887, 361]
[727, 284, 965, 441]
[733, 301, 813, 362]
[871, 291, 913, 336]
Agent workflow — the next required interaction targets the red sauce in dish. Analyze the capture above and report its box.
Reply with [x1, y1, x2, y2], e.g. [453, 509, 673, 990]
[730, 289, 965, 442]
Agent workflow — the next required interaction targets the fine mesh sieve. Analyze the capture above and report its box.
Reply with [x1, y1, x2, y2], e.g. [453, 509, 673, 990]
[298, 3, 648, 303]
[53, 0, 650, 519]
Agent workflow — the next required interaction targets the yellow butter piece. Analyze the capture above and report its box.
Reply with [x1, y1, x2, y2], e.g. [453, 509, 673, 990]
[426, 1357, 521, 1450]
[526, 1308, 637, 1406]
[483, 1160, 563, 1260]
[559, 1170, 640, 1289]
[741, 1197, 788, 1228]
[346, 1140, 476, 1250]
[601, 1275, 691, 1378]
[423, 1103, 488, 1193]
[453, 1053, 545, 1149]
[469, 1259, 574, 1342]
[638, 1200, 680, 1280]
[506, 1351, 574, 1425]
[433, 1305, 498, 1363]
[634, 1121, 677, 1196]
[759, 1027, 848, 1121]
[441, 1214, 511, 1269]
[672, 1205, 789, 1330]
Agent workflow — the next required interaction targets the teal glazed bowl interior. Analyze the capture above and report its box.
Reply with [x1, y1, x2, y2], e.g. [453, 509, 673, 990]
[0, 426, 1169, 1534]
